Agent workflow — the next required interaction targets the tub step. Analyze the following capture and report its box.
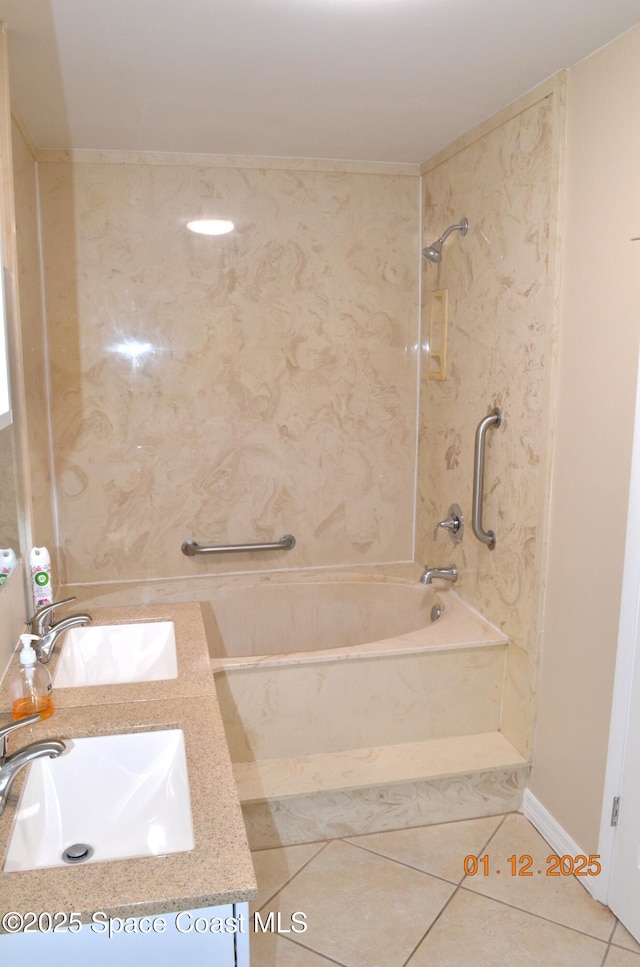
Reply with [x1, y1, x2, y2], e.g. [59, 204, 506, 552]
[234, 731, 529, 848]
[235, 731, 526, 801]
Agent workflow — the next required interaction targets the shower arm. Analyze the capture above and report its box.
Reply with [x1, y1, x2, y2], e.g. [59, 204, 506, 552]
[437, 221, 466, 246]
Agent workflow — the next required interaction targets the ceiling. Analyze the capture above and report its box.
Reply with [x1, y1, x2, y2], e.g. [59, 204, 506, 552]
[0, 0, 639, 164]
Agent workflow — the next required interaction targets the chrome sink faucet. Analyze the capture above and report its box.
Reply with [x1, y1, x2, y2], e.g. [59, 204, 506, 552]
[28, 596, 92, 664]
[0, 714, 66, 816]
[420, 565, 458, 585]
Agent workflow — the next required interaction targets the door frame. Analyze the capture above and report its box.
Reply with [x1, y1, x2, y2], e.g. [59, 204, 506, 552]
[596, 351, 640, 905]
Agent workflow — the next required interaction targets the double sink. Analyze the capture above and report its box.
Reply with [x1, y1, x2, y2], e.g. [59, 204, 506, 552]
[4, 620, 192, 873]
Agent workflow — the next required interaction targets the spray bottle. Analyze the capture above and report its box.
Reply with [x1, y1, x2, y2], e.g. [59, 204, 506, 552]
[30, 546, 52, 612]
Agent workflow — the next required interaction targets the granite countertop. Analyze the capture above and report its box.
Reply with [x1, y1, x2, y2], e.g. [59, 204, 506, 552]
[0, 602, 216, 713]
[0, 603, 257, 926]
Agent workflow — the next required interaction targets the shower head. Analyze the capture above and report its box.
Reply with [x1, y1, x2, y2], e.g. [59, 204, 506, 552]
[422, 218, 469, 263]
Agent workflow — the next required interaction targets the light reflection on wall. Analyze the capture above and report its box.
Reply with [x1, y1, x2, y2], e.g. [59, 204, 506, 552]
[109, 340, 156, 370]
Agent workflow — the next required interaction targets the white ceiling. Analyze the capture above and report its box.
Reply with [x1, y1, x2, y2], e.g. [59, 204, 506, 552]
[0, 0, 639, 164]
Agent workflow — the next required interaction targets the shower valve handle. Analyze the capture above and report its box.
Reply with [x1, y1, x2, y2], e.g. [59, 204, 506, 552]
[433, 504, 464, 544]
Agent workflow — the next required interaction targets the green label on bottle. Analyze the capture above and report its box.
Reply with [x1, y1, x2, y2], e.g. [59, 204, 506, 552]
[35, 571, 50, 587]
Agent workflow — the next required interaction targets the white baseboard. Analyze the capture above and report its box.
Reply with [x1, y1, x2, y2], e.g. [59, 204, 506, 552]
[522, 790, 607, 902]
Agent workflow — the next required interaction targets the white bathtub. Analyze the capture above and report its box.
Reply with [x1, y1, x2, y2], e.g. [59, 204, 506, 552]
[206, 579, 520, 847]
[207, 580, 505, 669]
[209, 580, 507, 761]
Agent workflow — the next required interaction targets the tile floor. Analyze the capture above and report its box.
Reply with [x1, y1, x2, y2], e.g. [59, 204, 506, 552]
[248, 812, 639, 967]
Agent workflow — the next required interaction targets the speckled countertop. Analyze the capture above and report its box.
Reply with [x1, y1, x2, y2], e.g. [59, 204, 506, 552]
[0, 603, 257, 926]
[0, 602, 216, 713]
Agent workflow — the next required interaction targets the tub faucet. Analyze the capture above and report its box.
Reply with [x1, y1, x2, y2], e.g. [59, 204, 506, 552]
[420, 565, 458, 585]
[0, 714, 66, 816]
[28, 596, 92, 664]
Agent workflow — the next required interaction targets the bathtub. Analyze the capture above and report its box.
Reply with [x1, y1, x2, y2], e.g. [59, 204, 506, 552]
[207, 579, 524, 847]
[207, 580, 505, 667]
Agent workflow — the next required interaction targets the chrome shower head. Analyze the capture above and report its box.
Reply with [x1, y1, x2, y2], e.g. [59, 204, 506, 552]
[422, 218, 468, 263]
[422, 240, 443, 263]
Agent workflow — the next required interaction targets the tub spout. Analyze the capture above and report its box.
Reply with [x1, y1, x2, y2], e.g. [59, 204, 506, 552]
[420, 565, 458, 585]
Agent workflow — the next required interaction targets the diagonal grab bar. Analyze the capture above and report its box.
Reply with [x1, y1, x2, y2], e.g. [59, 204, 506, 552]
[182, 534, 296, 556]
[472, 407, 502, 550]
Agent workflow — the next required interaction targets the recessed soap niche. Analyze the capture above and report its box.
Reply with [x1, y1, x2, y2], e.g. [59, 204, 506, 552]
[428, 288, 448, 381]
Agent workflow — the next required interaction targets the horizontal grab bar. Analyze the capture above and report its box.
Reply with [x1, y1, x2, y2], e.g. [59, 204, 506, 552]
[472, 407, 502, 550]
[182, 534, 296, 556]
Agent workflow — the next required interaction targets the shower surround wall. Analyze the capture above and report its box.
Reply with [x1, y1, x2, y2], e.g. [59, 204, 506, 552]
[418, 81, 563, 757]
[12, 120, 55, 552]
[37, 160, 419, 584]
[26, 83, 562, 778]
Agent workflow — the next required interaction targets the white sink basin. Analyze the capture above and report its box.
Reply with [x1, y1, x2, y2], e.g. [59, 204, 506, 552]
[3, 729, 194, 872]
[54, 621, 178, 687]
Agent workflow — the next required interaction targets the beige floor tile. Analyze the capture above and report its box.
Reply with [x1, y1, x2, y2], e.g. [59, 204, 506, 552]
[407, 890, 606, 967]
[613, 922, 640, 953]
[606, 946, 640, 966]
[250, 930, 342, 967]
[252, 842, 326, 909]
[462, 813, 615, 939]
[262, 839, 455, 967]
[345, 815, 503, 883]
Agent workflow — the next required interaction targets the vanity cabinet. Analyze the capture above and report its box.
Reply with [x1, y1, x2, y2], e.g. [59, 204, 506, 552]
[0, 604, 256, 967]
[1, 902, 250, 966]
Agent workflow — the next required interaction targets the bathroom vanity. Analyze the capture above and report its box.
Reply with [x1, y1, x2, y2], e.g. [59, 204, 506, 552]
[0, 602, 257, 966]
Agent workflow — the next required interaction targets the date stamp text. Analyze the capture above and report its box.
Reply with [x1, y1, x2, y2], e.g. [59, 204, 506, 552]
[463, 853, 602, 877]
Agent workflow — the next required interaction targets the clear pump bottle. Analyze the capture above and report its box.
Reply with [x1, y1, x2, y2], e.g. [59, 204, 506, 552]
[10, 633, 55, 721]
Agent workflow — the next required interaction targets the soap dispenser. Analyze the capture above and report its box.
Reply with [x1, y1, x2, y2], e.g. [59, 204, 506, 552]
[10, 634, 54, 721]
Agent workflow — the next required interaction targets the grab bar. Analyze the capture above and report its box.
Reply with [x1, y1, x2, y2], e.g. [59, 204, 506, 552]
[181, 534, 296, 556]
[472, 407, 502, 550]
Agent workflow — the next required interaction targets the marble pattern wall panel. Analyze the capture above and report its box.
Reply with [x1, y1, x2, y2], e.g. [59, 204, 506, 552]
[418, 95, 560, 753]
[38, 163, 419, 583]
[242, 765, 528, 848]
[11, 122, 55, 551]
[216, 645, 505, 761]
